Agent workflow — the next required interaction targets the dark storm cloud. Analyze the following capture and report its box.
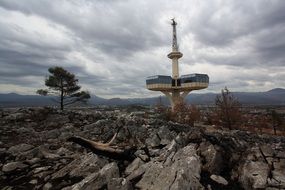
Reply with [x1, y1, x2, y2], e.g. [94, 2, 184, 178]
[0, 35, 71, 84]
[253, 26, 285, 66]
[0, 0, 284, 97]
[0, 0, 167, 58]
[179, 0, 285, 73]
[188, 1, 285, 47]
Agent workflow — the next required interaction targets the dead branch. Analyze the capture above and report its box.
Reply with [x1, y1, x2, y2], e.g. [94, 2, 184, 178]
[67, 126, 137, 161]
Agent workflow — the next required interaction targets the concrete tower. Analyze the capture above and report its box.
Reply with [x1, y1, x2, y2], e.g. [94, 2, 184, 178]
[168, 19, 182, 80]
[146, 19, 209, 110]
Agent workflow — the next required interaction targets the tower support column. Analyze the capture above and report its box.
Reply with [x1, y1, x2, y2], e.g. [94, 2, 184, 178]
[162, 90, 190, 111]
[172, 58, 179, 79]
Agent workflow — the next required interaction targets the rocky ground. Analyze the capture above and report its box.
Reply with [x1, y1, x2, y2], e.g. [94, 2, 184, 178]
[0, 106, 285, 190]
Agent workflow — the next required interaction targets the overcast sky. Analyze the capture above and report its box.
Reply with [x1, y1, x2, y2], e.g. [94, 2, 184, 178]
[0, 0, 284, 98]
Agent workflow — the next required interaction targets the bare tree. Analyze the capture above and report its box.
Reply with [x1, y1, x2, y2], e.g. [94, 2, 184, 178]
[167, 100, 201, 126]
[215, 87, 241, 129]
[269, 110, 283, 135]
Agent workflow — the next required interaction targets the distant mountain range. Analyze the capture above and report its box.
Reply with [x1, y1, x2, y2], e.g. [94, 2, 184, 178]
[0, 88, 285, 108]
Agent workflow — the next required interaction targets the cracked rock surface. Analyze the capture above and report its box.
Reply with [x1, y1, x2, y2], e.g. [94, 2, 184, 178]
[0, 107, 284, 190]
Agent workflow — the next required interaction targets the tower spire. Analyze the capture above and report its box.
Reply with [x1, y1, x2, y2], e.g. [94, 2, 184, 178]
[168, 18, 183, 79]
[171, 18, 178, 51]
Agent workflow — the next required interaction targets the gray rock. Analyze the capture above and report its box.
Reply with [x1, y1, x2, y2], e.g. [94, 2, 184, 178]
[59, 132, 74, 140]
[60, 124, 76, 133]
[157, 133, 188, 162]
[46, 114, 70, 125]
[99, 162, 120, 180]
[126, 162, 149, 182]
[43, 182, 53, 190]
[210, 174, 228, 185]
[129, 111, 145, 117]
[33, 166, 51, 174]
[1, 186, 13, 190]
[148, 148, 161, 157]
[71, 162, 119, 190]
[145, 134, 161, 147]
[136, 144, 203, 190]
[25, 157, 41, 165]
[8, 143, 34, 155]
[276, 150, 285, 159]
[2, 161, 28, 172]
[135, 162, 163, 189]
[46, 129, 60, 139]
[33, 170, 53, 179]
[56, 147, 73, 156]
[29, 179, 38, 185]
[61, 186, 72, 190]
[166, 144, 203, 190]
[239, 161, 269, 189]
[51, 153, 107, 180]
[108, 178, 133, 190]
[17, 127, 36, 134]
[268, 158, 285, 188]
[1, 107, 285, 190]
[4, 113, 26, 121]
[134, 149, 149, 162]
[199, 142, 224, 174]
[71, 170, 104, 190]
[124, 125, 148, 143]
[157, 125, 173, 145]
[125, 157, 144, 176]
[83, 123, 98, 131]
[40, 148, 60, 159]
[17, 147, 41, 160]
[260, 145, 274, 157]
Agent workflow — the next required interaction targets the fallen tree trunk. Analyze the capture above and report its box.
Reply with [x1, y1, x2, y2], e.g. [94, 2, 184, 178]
[67, 136, 137, 161]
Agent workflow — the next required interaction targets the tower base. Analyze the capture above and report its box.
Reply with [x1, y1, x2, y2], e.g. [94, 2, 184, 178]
[162, 90, 190, 111]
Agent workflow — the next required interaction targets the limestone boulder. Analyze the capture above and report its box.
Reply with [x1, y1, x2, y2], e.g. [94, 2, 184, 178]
[136, 144, 203, 190]
[70, 162, 119, 190]
[51, 152, 107, 180]
[239, 161, 269, 189]
[267, 158, 285, 189]
[8, 143, 34, 156]
[125, 157, 144, 176]
[199, 142, 224, 174]
[210, 174, 228, 186]
[108, 178, 133, 190]
[2, 161, 28, 173]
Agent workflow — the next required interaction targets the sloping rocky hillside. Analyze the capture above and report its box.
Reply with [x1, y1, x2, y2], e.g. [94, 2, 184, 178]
[0, 107, 284, 190]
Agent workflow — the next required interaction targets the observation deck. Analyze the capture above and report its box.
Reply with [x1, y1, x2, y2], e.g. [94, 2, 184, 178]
[146, 74, 209, 92]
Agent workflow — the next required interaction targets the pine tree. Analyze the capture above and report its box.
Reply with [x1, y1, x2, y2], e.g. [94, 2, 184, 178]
[37, 67, 90, 110]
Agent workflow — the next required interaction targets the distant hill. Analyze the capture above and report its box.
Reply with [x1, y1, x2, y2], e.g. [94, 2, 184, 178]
[184, 88, 285, 105]
[0, 93, 55, 107]
[0, 88, 285, 108]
